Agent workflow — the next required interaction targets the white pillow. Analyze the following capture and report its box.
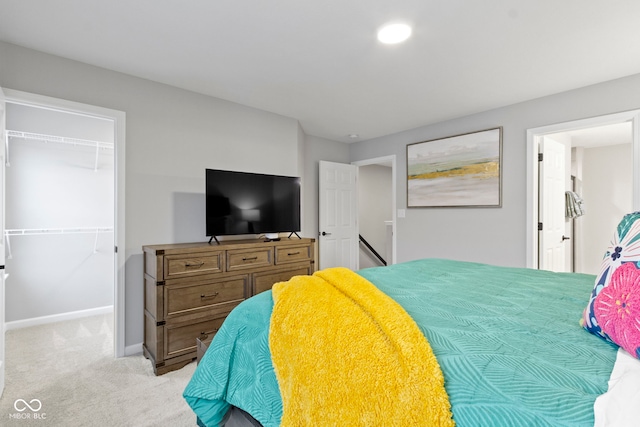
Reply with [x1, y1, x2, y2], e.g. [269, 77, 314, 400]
[594, 348, 640, 427]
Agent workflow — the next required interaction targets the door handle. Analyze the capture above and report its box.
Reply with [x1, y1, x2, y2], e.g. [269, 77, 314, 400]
[321, 231, 332, 236]
[562, 235, 571, 241]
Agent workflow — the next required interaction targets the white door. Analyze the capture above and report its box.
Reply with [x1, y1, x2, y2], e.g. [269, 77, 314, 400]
[539, 137, 567, 272]
[0, 86, 6, 396]
[318, 161, 358, 270]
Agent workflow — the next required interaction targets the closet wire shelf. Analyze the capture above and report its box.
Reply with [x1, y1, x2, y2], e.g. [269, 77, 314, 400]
[5, 227, 113, 236]
[5, 130, 114, 171]
[4, 227, 114, 259]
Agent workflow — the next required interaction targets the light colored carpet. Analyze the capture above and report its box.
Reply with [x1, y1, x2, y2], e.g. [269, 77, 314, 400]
[0, 313, 197, 426]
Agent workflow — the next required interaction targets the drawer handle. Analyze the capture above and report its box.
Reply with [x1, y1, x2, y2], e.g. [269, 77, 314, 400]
[185, 261, 205, 268]
[242, 256, 258, 262]
[200, 329, 219, 340]
[200, 292, 219, 299]
[287, 251, 300, 256]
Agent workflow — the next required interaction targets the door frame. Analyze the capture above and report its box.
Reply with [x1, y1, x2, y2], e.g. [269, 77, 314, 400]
[0, 87, 6, 396]
[352, 155, 397, 265]
[526, 110, 640, 269]
[4, 89, 126, 358]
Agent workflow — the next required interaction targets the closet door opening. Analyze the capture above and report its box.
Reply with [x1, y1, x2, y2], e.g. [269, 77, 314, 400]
[4, 101, 116, 349]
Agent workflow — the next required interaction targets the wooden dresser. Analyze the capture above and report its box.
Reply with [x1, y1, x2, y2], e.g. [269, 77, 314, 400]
[143, 237, 315, 375]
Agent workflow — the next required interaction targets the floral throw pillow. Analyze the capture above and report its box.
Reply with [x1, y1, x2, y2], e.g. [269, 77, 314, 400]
[592, 262, 640, 358]
[582, 211, 640, 357]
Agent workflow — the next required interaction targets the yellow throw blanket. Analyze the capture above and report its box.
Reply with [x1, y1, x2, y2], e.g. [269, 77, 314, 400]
[269, 267, 454, 426]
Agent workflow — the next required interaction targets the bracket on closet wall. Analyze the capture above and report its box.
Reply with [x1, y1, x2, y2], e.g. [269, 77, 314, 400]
[6, 130, 114, 171]
[4, 227, 114, 258]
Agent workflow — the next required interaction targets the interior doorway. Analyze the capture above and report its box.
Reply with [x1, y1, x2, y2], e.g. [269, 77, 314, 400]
[353, 155, 397, 267]
[544, 124, 633, 274]
[526, 110, 640, 270]
[4, 89, 126, 357]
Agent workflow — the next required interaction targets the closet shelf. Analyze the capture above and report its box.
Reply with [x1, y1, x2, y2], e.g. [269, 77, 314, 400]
[5, 227, 113, 236]
[6, 130, 114, 171]
[4, 227, 114, 259]
[7, 130, 114, 150]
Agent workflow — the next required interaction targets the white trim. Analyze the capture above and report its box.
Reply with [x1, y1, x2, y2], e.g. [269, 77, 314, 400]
[5, 306, 113, 331]
[352, 155, 397, 265]
[125, 342, 143, 357]
[2, 89, 126, 357]
[526, 110, 640, 269]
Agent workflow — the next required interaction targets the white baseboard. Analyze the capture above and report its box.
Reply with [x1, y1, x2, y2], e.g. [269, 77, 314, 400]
[5, 305, 114, 331]
[125, 342, 143, 356]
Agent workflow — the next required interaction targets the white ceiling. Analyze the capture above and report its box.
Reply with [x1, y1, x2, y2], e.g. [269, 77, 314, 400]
[565, 122, 633, 148]
[2, 1, 640, 143]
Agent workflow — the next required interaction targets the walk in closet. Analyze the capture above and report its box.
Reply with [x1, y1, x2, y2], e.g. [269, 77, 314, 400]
[5, 102, 115, 325]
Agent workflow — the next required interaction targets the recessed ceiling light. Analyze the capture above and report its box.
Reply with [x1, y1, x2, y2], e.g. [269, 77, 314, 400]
[347, 133, 360, 139]
[377, 23, 412, 44]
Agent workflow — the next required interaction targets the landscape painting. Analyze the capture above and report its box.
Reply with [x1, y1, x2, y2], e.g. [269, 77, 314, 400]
[407, 127, 502, 207]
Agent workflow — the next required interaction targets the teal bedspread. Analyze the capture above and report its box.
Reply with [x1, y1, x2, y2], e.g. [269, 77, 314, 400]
[183, 259, 618, 427]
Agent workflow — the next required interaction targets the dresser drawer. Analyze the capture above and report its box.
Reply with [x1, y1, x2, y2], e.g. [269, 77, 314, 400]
[275, 244, 312, 264]
[254, 265, 313, 295]
[165, 275, 248, 317]
[227, 247, 272, 271]
[165, 315, 227, 359]
[163, 251, 224, 279]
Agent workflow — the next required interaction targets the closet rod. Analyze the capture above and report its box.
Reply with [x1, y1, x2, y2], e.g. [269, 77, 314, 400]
[7, 130, 114, 150]
[4, 227, 114, 259]
[7, 130, 114, 171]
[5, 227, 114, 236]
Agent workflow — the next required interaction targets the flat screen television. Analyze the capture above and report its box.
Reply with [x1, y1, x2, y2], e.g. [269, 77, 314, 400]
[205, 169, 301, 242]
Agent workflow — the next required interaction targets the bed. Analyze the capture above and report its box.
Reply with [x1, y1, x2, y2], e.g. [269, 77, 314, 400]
[183, 255, 640, 426]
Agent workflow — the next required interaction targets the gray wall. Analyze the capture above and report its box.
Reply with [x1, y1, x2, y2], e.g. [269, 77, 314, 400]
[350, 73, 640, 267]
[5, 103, 114, 322]
[0, 41, 325, 348]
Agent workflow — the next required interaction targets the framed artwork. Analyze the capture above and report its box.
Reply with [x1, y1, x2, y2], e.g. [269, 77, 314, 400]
[407, 127, 502, 208]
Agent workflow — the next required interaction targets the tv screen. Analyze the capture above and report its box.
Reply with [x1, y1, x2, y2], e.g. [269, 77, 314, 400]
[205, 169, 301, 238]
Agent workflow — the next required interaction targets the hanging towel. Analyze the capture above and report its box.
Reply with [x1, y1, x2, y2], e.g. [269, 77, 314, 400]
[566, 191, 586, 218]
